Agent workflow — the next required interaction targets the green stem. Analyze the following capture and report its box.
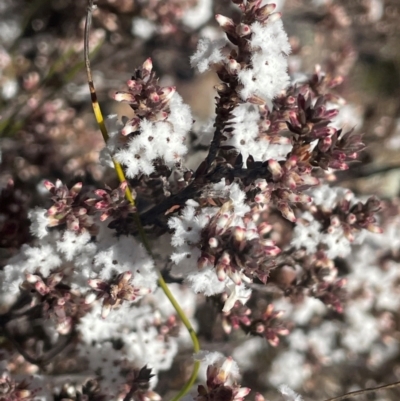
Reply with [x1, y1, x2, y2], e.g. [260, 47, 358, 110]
[84, 2, 200, 399]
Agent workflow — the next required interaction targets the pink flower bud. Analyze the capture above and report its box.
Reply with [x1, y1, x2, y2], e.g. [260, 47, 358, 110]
[70, 182, 82, 195]
[57, 317, 72, 335]
[95, 201, 108, 210]
[279, 203, 296, 222]
[219, 357, 234, 382]
[324, 108, 339, 119]
[347, 213, 356, 224]
[367, 224, 383, 234]
[94, 189, 108, 197]
[198, 256, 212, 269]
[330, 215, 341, 227]
[289, 110, 300, 127]
[258, 222, 272, 235]
[160, 86, 176, 102]
[256, 3, 277, 18]
[236, 23, 251, 37]
[268, 159, 282, 179]
[255, 179, 268, 190]
[44, 180, 55, 191]
[88, 279, 102, 289]
[328, 75, 344, 88]
[227, 271, 241, 286]
[76, 208, 87, 216]
[101, 303, 111, 319]
[48, 272, 63, 287]
[318, 137, 332, 152]
[137, 287, 151, 296]
[247, 94, 266, 105]
[114, 91, 136, 103]
[99, 213, 109, 221]
[227, 58, 241, 74]
[233, 227, 245, 242]
[127, 79, 141, 90]
[26, 273, 39, 283]
[46, 205, 59, 216]
[120, 271, 132, 282]
[255, 193, 267, 203]
[267, 334, 279, 347]
[216, 265, 227, 281]
[122, 118, 140, 136]
[236, 387, 251, 400]
[264, 245, 281, 256]
[267, 12, 282, 23]
[57, 297, 66, 306]
[35, 280, 49, 296]
[286, 96, 296, 105]
[215, 14, 235, 30]
[216, 215, 229, 231]
[142, 57, 153, 72]
[149, 92, 160, 103]
[301, 175, 319, 186]
[85, 292, 97, 304]
[209, 237, 219, 248]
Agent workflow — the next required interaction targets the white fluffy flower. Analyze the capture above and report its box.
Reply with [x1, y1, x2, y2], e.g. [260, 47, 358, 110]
[28, 207, 49, 239]
[223, 102, 292, 162]
[113, 93, 191, 178]
[238, 20, 291, 101]
[182, 0, 212, 29]
[190, 37, 226, 73]
[169, 182, 253, 310]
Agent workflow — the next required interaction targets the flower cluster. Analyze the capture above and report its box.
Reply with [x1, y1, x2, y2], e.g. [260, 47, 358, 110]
[196, 354, 250, 401]
[108, 58, 192, 178]
[1, 0, 398, 400]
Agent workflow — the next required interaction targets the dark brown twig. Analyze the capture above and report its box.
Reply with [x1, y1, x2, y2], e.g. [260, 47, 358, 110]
[323, 380, 400, 401]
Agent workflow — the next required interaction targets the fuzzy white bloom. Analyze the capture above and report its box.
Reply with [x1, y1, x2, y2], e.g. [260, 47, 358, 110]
[292, 185, 374, 258]
[342, 302, 380, 353]
[238, 20, 291, 101]
[268, 350, 312, 389]
[223, 281, 252, 312]
[308, 184, 353, 212]
[131, 17, 156, 39]
[182, 0, 212, 29]
[78, 341, 126, 397]
[0, 19, 21, 46]
[94, 235, 157, 291]
[190, 37, 226, 73]
[195, 351, 241, 383]
[113, 93, 191, 178]
[122, 316, 178, 371]
[28, 207, 50, 239]
[2, 243, 62, 295]
[232, 337, 265, 370]
[224, 102, 292, 162]
[291, 212, 322, 254]
[1, 78, 18, 100]
[279, 385, 304, 401]
[169, 182, 253, 310]
[56, 230, 92, 261]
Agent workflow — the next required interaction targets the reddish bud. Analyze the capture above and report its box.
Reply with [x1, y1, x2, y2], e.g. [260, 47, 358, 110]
[267, 12, 282, 23]
[215, 14, 235, 30]
[236, 23, 251, 37]
[114, 92, 136, 103]
[142, 57, 153, 72]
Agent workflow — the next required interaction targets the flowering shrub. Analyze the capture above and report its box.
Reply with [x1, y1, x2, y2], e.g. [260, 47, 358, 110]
[1, 0, 400, 400]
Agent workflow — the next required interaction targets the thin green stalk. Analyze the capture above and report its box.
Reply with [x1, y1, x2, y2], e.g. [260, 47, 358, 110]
[84, 2, 200, 399]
